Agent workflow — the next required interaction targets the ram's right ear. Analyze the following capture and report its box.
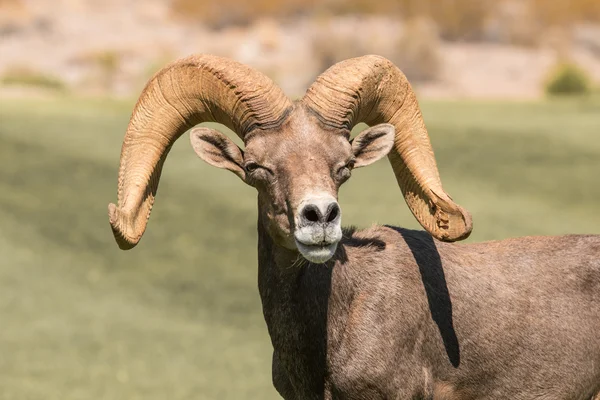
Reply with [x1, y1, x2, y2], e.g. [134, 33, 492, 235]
[190, 127, 245, 180]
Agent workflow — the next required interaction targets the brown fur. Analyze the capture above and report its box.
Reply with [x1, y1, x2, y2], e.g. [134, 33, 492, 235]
[260, 225, 600, 399]
[240, 111, 600, 398]
[238, 109, 600, 398]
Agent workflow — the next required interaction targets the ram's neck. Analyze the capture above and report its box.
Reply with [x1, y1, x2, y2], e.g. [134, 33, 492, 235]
[257, 215, 330, 326]
[256, 213, 333, 396]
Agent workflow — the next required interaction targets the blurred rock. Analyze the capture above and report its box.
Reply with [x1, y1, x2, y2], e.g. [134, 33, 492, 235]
[0, 0, 599, 99]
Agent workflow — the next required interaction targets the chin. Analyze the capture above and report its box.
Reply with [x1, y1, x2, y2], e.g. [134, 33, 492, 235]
[295, 240, 338, 264]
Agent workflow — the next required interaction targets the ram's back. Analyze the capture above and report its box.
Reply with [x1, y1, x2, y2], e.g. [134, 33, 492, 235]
[334, 227, 600, 398]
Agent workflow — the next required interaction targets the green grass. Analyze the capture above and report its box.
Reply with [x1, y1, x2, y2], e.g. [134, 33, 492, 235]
[1, 68, 67, 92]
[0, 96, 599, 399]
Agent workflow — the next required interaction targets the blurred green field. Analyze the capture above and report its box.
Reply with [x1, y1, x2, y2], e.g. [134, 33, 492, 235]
[0, 97, 599, 399]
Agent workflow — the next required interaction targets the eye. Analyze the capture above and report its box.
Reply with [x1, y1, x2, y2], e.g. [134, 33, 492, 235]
[243, 162, 274, 182]
[337, 159, 355, 180]
[244, 162, 261, 174]
[338, 159, 355, 174]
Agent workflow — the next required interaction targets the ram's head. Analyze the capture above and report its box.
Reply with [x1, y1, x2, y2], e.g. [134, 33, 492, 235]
[108, 55, 472, 263]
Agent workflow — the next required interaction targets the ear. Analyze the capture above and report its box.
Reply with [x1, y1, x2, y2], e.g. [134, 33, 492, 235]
[351, 123, 395, 168]
[190, 127, 245, 180]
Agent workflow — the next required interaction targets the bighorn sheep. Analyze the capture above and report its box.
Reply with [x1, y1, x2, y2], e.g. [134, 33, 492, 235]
[108, 54, 600, 399]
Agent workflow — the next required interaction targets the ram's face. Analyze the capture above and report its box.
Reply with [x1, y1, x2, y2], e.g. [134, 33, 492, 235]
[243, 112, 350, 263]
[190, 108, 395, 263]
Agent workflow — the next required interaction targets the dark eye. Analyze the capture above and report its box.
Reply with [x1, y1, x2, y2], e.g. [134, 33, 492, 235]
[244, 162, 261, 173]
[337, 159, 355, 179]
[338, 159, 355, 174]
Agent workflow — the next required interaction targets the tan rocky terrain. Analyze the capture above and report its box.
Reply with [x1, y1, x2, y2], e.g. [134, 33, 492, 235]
[1, 0, 599, 98]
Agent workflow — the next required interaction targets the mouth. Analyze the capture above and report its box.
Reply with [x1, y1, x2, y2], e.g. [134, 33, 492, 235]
[295, 239, 338, 264]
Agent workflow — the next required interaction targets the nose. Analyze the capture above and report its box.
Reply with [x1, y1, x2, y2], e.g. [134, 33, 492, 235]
[300, 199, 340, 225]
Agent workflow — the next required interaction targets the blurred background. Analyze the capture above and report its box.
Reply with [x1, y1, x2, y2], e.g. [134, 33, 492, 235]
[0, 0, 599, 399]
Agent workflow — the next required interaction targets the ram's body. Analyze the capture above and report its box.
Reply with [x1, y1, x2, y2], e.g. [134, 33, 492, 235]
[261, 225, 600, 399]
[108, 54, 600, 399]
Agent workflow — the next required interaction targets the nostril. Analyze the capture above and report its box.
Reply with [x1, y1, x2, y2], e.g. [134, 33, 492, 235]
[325, 203, 340, 223]
[303, 206, 320, 223]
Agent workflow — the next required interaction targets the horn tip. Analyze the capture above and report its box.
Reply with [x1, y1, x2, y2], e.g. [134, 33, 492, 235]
[108, 203, 139, 250]
[426, 189, 473, 242]
[437, 207, 473, 243]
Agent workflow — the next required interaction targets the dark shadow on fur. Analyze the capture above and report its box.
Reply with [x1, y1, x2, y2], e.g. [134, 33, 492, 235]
[391, 227, 461, 368]
[336, 226, 387, 264]
[295, 261, 332, 396]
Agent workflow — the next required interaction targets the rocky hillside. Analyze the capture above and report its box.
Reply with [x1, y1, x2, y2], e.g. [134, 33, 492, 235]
[1, 0, 599, 98]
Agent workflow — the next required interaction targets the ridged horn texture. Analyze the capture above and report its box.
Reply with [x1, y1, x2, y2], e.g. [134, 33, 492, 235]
[303, 55, 472, 242]
[108, 54, 292, 249]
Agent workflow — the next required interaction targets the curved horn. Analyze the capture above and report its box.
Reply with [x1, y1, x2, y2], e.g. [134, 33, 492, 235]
[302, 55, 472, 242]
[108, 54, 292, 249]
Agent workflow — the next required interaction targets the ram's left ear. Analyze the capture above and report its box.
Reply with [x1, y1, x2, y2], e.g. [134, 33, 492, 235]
[351, 123, 395, 168]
